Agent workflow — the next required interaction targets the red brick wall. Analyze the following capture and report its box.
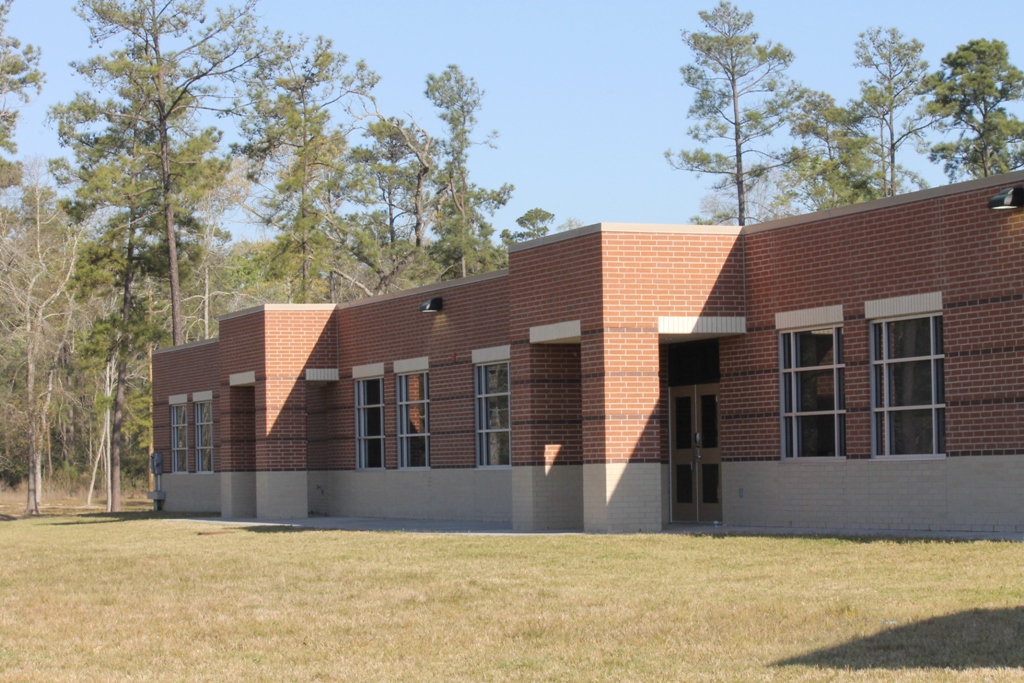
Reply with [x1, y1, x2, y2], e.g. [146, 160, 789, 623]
[509, 234, 603, 468]
[595, 231, 744, 465]
[507, 229, 745, 467]
[225, 386, 255, 472]
[257, 309, 337, 472]
[152, 340, 220, 473]
[153, 179, 1024, 481]
[512, 344, 582, 467]
[730, 184, 1024, 461]
[306, 382, 343, 470]
[336, 275, 509, 469]
[217, 312, 265, 472]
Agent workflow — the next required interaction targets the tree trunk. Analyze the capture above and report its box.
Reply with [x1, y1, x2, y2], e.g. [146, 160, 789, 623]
[148, 344, 154, 493]
[153, 24, 183, 346]
[731, 76, 746, 226]
[44, 368, 55, 481]
[203, 264, 210, 339]
[108, 358, 126, 513]
[888, 112, 897, 197]
[162, 135, 183, 346]
[87, 414, 107, 508]
[25, 336, 39, 515]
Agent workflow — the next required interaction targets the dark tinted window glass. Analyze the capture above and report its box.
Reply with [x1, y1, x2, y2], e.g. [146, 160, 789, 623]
[406, 437, 427, 468]
[365, 406, 383, 436]
[676, 464, 693, 504]
[889, 360, 933, 406]
[888, 318, 932, 358]
[700, 395, 718, 448]
[364, 378, 381, 405]
[486, 364, 508, 393]
[890, 409, 934, 455]
[799, 414, 836, 457]
[675, 396, 692, 449]
[797, 369, 835, 412]
[797, 329, 834, 367]
[365, 439, 383, 468]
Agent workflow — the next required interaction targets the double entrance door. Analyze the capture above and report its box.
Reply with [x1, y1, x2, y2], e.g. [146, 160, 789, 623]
[670, 383, 722, 523]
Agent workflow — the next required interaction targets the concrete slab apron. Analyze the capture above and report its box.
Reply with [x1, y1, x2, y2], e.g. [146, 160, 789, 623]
[169, 516, 1024, 540]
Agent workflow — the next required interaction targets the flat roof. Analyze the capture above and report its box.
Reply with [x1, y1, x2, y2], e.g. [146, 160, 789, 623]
[152, 337, 218, 356]
[216, 269, 509, 322]
[168, 169, 1024, 354]
[509, 168, 1024, 250]
[742, 168, 1024, 236]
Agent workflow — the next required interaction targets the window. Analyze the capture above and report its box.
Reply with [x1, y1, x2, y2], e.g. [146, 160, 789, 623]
[171, 404, 188, 473]
[780, 327, 845, 457]
[397, 372, 429, 468]
[476, 362, 510, 466]
[356, 378, 385, 468]
[194, 401, 213, 472]
[872, 315, 945, 456]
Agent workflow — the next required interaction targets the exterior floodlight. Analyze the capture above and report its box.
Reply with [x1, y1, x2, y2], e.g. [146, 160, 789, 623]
[987, 186, 1024, 210]
[420, 296, 443, 313]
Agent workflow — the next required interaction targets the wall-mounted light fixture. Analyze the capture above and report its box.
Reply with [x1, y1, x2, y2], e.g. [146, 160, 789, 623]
[420, 296, 443, 313]
[987, 187, 1024, 210]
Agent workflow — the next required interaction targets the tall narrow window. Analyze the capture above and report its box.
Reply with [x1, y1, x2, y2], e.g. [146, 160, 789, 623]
[171, 404, 188, 473]
[194, 401, 213, 473]
[356, 378, 385, 469]
[872, 315, 945, 456]
[780, 327, 845, 457]
[476, 362, 510, 467]
[398, 372, 429, 468]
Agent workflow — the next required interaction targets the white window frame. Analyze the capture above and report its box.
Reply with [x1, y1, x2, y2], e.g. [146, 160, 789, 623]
[397, 372, 429, 469]
[780, 326, 846, 458]
[194, 401, 213, 473]
[871, 314, 945, 458]
[170, 404, 188, 473]
[475, 362, 511, 467]
[356, 377, 385, 469]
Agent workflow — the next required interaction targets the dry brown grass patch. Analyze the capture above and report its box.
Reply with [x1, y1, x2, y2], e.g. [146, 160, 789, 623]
[1, 511, 1022, 682]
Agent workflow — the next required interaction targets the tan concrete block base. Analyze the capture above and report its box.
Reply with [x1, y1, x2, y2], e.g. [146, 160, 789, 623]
[724, 455, 1024, 532]
[256, 471, 309, 519]
[512, 464, 583, 531]
[583, 462, 663, 533]
[220, 472, 256, 518]
[308, 468, 511, 522]
[162, 473, 221, 513]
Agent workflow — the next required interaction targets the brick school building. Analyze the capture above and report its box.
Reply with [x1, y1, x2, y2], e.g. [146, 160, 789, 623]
[152, 171, 1024, 533]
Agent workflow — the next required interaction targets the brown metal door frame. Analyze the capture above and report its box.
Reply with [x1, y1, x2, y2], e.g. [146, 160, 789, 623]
[670, 383, 721, 523]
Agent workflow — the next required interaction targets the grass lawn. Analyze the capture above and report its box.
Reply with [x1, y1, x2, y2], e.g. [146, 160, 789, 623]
[1, 509, 1023, 682]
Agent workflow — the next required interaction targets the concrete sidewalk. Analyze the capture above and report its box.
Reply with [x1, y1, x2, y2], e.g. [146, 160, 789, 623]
[173, 515, 1024, 541]
[183, 516, 518, 534]
[661, 522, 1024, 542]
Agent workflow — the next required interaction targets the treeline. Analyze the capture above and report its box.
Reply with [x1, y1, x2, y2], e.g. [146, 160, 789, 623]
[0, 0, 560, 512]
[668, 2, 1024, 225]
[2, 0, 1024, 512]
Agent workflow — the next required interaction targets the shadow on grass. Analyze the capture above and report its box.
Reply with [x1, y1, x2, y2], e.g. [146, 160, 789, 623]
[776, 607, 1024, 670]
[696, 531, 1009, 546]
[238, 525, 315, 534]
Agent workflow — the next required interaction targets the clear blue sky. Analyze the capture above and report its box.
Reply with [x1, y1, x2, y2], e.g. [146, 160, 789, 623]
[8, 0, 1024, 238]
